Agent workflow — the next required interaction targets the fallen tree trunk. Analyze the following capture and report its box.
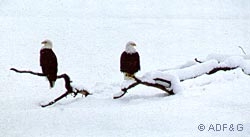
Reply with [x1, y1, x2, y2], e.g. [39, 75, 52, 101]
[115, 55, 250, 99]
[10, 68, 91, 107]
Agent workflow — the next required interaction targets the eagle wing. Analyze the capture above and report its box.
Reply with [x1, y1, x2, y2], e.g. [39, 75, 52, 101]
[120, 52, 140, 74]
[40, 49, 58, 87]
[40, 49, 58, 74]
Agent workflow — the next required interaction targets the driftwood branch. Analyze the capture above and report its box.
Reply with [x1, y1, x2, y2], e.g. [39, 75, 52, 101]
[176, 60, 242, 82]
[133, 76, 174, 95]
[207, 67, 238, 75]
[114, 76, 174, 99]
[239, 46, 247, 55]
[41, 91, 70, 107]
[10, 68, 91, 107]
[115, 56, 250, 99]
[10, 68, 46, 76]
[194, 59, 240, 74]
[115, 64, 238, 99]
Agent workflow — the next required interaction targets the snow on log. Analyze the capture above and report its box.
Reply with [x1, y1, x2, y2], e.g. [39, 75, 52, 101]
[114, 74, 177, 99]
[199, 55, 250, 75]
[168, 59, 219, 81]
[205, 54, 250, 62]
[115, 55, 250, 99]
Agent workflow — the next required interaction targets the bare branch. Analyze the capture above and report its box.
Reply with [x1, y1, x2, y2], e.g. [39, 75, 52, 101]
[133, 76, 174, 95]
[10, 68, 91, 107]
[10, 68, 46, 76]
[194, 58, 203, 63]
[114, 76, 174, 99]
[41, 91, 70, 107]
[239, 46, 247, 55]
[207, 67, 238, 75]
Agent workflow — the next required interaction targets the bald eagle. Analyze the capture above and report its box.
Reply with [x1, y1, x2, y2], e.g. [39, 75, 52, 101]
[120, 41, 140, 79]
[40, 40, 58, 88]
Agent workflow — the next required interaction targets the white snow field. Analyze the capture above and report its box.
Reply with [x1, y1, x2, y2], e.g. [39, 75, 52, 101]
[1, 0, 250, 137]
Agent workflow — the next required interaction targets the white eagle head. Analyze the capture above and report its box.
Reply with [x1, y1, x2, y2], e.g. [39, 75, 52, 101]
[125, 41, 137, 54]
[41, 39, 53, 49]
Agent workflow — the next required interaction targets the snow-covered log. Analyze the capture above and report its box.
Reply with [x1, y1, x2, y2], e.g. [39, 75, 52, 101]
[10, 68, 91, 107]
[114, 76, 176, 99]
[114, 72, 181, 99]
[114, 55, 250, 99]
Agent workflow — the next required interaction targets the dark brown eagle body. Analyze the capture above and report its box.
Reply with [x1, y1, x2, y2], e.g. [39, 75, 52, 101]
[120, 51, 140, 75]
[40, 46, 58, 88]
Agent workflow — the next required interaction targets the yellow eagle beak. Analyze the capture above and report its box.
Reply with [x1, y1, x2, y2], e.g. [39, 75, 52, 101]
[41, 41, 46, 44]
[131, 43, 136, 46]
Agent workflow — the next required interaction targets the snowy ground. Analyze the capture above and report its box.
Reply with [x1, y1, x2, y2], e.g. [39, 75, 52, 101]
[1, 0, 250, 137]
